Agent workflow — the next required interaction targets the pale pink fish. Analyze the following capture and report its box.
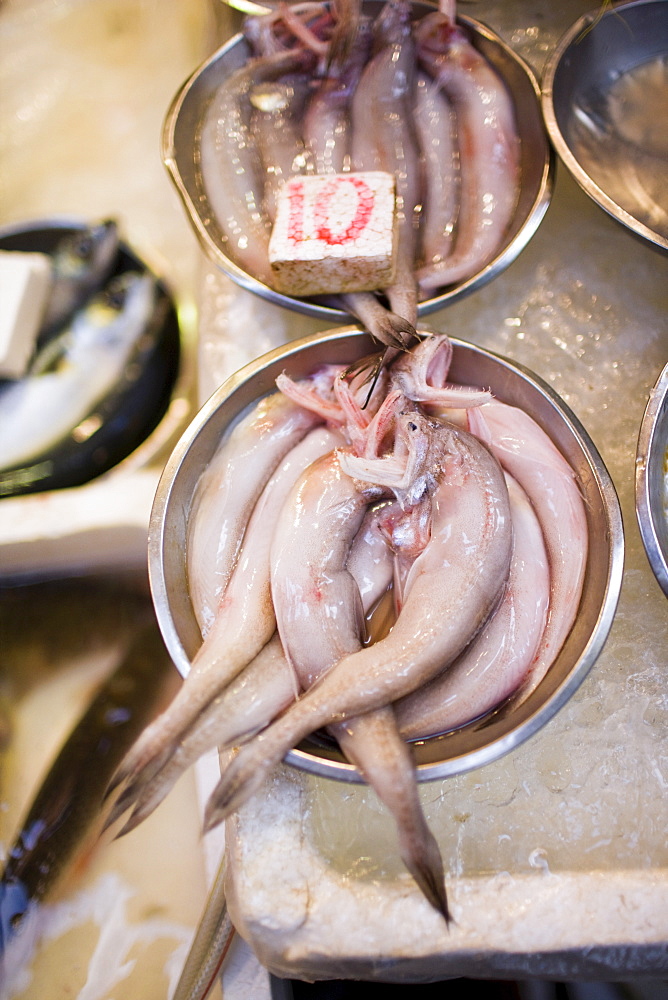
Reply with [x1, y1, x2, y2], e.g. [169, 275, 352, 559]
[107, 425, 343, 826]
[204, 414, 512, 827]
[396, 472, 550, 739]
[414, 70, 460, 270]
[351, 0, 421, 326]
[414, 12, 520, 293]
[269, 448, 449, 918]
[110, 501, 396, 834]
[467, 399, 588, 697]
[188, 368, 343, 633]
[303, 1, 419, 350]
[199, 47, 317, 285]
[302, 14, 372, 175]
[389, 332, 491, 409]
[107, 634, 296, 833]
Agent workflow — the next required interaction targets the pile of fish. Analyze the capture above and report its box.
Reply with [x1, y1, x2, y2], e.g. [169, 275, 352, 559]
[0, 221, 178, 498]
[199, 0, 521, 349]
[108, 333, 588, 921]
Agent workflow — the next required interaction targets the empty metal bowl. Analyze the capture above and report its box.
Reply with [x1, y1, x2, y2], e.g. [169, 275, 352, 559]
[148, 327, 624, 784]
[542, 0, 668, 251]
[636, 361, 668, 596]
[162, 1, 553, 321]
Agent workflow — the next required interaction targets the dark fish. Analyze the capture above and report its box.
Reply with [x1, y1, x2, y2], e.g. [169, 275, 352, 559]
[0, 621, 178, 957]
[39, 219, 120, 340]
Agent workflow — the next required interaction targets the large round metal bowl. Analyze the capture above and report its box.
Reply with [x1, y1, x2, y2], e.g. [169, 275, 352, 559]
[542, 0, 668, 251]
[162, 1, 553, 321]
[636, 361, 668, 596]
[148, 327, 624, 784]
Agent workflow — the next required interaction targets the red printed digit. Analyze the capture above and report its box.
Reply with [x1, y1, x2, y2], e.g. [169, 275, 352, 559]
[314, 177, 374, 245]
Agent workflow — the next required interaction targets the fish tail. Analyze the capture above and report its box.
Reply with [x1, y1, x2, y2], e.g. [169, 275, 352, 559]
[398, 823, 451, 925]
[334, 710, 452, 923]
[203, 736, 288, 830]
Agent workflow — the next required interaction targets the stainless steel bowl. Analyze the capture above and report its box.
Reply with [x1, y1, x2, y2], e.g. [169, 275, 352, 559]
[636, 362, 668, 596]
[162, 2, 553, 321]
[148, 327, 624, 784]
[542, 0, 668, 251]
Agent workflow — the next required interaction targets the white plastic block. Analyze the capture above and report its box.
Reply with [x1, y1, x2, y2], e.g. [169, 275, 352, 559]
[0, 250, 52, 378]
[268, 171, 397, 297]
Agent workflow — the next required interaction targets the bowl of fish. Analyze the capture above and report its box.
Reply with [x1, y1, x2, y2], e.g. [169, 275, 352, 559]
[162, 0, 553, 343]
[542, 0, 668, 252]
[0, 218, 187, 499]
[143, 324, 623, 825]
[636, 361, 668, 596]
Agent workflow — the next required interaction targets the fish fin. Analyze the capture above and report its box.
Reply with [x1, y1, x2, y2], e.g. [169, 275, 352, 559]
[403, 846, 452, 926]
[203, 747, 273, 831]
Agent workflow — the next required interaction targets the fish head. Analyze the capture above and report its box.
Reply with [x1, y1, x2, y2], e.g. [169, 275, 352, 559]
[52, 220, 119, 282]
[77, 271, 157, 348]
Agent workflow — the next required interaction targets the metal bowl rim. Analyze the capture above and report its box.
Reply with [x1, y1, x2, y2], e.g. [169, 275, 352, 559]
[148, 328, 624, 784]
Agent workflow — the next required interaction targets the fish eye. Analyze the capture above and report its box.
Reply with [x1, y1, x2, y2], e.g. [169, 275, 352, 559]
[73, 234, 94, 260]
[105, 283, 128, 311]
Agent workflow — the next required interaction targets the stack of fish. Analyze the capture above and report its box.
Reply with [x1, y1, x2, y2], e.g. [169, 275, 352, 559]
[108, 333, 588, 922]
[199, 0, 521, 348]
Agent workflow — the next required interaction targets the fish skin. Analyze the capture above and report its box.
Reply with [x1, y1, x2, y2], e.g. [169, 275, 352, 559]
[0, 270, 157, 472]
[0, 622, 176, 957]
[204, 417, 512, 828]
[107, 500, 395, 835]
[39, 220, 120, 340]
[106, 426, 344, 832]
[396, 472, 550, 739]
[467, 398, 589, 699]
[187, 387, 327, 637]
[351, 0, 421, 326]
[414, 12, 521, 292]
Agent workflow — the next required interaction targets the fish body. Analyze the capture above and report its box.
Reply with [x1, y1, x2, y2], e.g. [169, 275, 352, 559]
[351, 0, 421, 325]
[187, 386, 328, 634]
[199, 47, 317, 285]
[205, 416, 512, 825]
[0, 623, 175, 957]
[270, 449, 449, 918]
[415, 12, 520, 291]
[397, 472, 550, 738]
[467, 398, 588, 697]
[108, 426, 344, 834]
[414, 70, 459, 269]
[251, 74, 315, 223]
[0, 270, 157, 471]
[303, 16, 372, 175]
